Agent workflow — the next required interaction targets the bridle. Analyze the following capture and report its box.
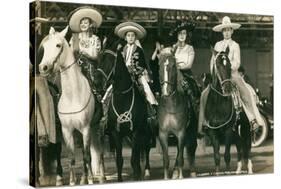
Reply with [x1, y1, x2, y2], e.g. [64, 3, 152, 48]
[212, 52, 233, 97]
[160, 57, 177, 97]
[91, 49, 117, 92]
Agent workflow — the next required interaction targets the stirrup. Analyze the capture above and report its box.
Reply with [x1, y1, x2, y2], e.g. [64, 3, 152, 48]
[250, 119, 259, 131]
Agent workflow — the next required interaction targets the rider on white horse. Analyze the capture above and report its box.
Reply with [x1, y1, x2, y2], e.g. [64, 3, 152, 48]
[68, 6, 102, 98]
[198, 16, 264, 136]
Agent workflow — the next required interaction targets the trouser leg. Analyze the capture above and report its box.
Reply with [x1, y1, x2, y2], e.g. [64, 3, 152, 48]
[231, 76, 257, 122]
[138, 76, 158, 105]
[198, 86, 210, 134]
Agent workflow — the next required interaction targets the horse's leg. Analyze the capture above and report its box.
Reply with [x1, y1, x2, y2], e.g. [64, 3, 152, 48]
[224, 127, 233, 172]
[246, 145, 253, 174]
[234, 129, 243, 174]
[186, 130, 198, 177]
[81, 127, 94, 184]
[143, 125, 152, 180]
[111, 130, 123, 182]
[207, 129, 220, 173]
[159, 131, 169, 180]
[61, 127, 76, 186]
[173, 131, 185, 179]
[144, 133, 151, 180]
[98, 135, 106, 183]
[90, 127, 106, 183]
[80, 144, 88, 185]
[55, 142, 63, 186]
[38, 147, 46, 185]
[99, 153, 106, 182]
[131, 131, 142, 180]
[242, 122, 253, 174]
[35, 135, 40, 186]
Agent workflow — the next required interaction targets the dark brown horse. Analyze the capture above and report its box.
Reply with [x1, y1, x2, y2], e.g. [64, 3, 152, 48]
[94, 34, 152, 181]
[204, 47, 252, 174]
[157, 49, 197, 179]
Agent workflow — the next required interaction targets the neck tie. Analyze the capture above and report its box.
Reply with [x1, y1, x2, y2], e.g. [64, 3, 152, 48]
[126, 45, 134, 66]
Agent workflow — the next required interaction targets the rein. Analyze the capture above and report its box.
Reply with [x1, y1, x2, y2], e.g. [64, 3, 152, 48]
[58, 92, 92, 115]
[211, 52, 233, 97]
[53, 45, 64, 66]
[207, 53, 236, 129]
[205, 101, 235, 129]
[96, 49, 117, 90]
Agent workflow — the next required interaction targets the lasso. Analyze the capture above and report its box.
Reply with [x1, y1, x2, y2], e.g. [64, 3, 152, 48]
[111, 87, 135, 131]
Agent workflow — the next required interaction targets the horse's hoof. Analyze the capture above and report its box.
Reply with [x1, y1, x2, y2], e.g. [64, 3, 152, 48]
[236, 161, 242, 174]
[88, 178, 94, 185]
[172, 169, 179, 179]
[97, 176, 106, 184]
[190, 172, 197, 178]
[35, 181, 40, 187]
[144, 169, 151, 180]
[248, 160, 253, 174]
[70, 181, 76, 186]
[80, 175, 87, 185]
[56, 175, 63, 186]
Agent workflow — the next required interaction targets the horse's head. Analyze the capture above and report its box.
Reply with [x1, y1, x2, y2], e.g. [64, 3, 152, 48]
[212, 46, 233, 95]
[93, 33, 121, 93]
[39, 26, 69, 77]
[159, 47, 178, 96]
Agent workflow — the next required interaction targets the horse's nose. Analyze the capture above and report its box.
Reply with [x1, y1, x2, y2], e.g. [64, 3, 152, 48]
[43, 65, 48, 71]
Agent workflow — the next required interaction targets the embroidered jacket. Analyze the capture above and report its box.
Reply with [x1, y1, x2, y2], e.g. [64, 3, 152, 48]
[121, 44, 147, 78]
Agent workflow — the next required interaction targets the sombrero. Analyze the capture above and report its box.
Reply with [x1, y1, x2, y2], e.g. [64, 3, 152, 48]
[212, 16, 241, 32]
[114, 21, 146, 39]
[169, 20, 196, 37]
[69, 6, 102, 33]
[30, 17, 49, 23]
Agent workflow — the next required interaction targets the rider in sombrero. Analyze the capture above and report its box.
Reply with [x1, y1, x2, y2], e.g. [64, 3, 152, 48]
[114, 21, 158, 108]
[197, 16, 264, 136]
[68, 6, 102, 96]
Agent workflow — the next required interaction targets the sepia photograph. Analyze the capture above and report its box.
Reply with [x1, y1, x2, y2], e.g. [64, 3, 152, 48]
[29, 0, 274, 187]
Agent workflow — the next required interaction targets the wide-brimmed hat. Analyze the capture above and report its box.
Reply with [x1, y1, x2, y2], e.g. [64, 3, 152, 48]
[30, 17, 49, 23]
[169, 20, 196, 37]
[212, 16, 241, 32]
[114, 21, 146, 39]
[69, 6, 102, 32]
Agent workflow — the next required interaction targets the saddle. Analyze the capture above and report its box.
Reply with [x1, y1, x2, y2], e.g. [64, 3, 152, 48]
[78, 56, 104, 102]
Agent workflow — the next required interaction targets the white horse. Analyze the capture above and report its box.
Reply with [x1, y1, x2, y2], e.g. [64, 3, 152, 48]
[39, 26, 105, 185]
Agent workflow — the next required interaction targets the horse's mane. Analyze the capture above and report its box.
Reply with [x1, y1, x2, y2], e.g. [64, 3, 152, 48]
[102, 32, 123, 51]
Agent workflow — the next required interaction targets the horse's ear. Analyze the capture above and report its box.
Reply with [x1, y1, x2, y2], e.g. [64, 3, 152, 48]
[49, 27, 56, 35]
[60, 26, 69, 37]
[102, 36, 108, 48]
[211, 46, 218, 56]
[225, 46, 230, 55]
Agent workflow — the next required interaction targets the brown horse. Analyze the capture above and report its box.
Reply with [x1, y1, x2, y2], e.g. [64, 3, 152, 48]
[204, 47, 252, 174]
[157, 49, 197, 179]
